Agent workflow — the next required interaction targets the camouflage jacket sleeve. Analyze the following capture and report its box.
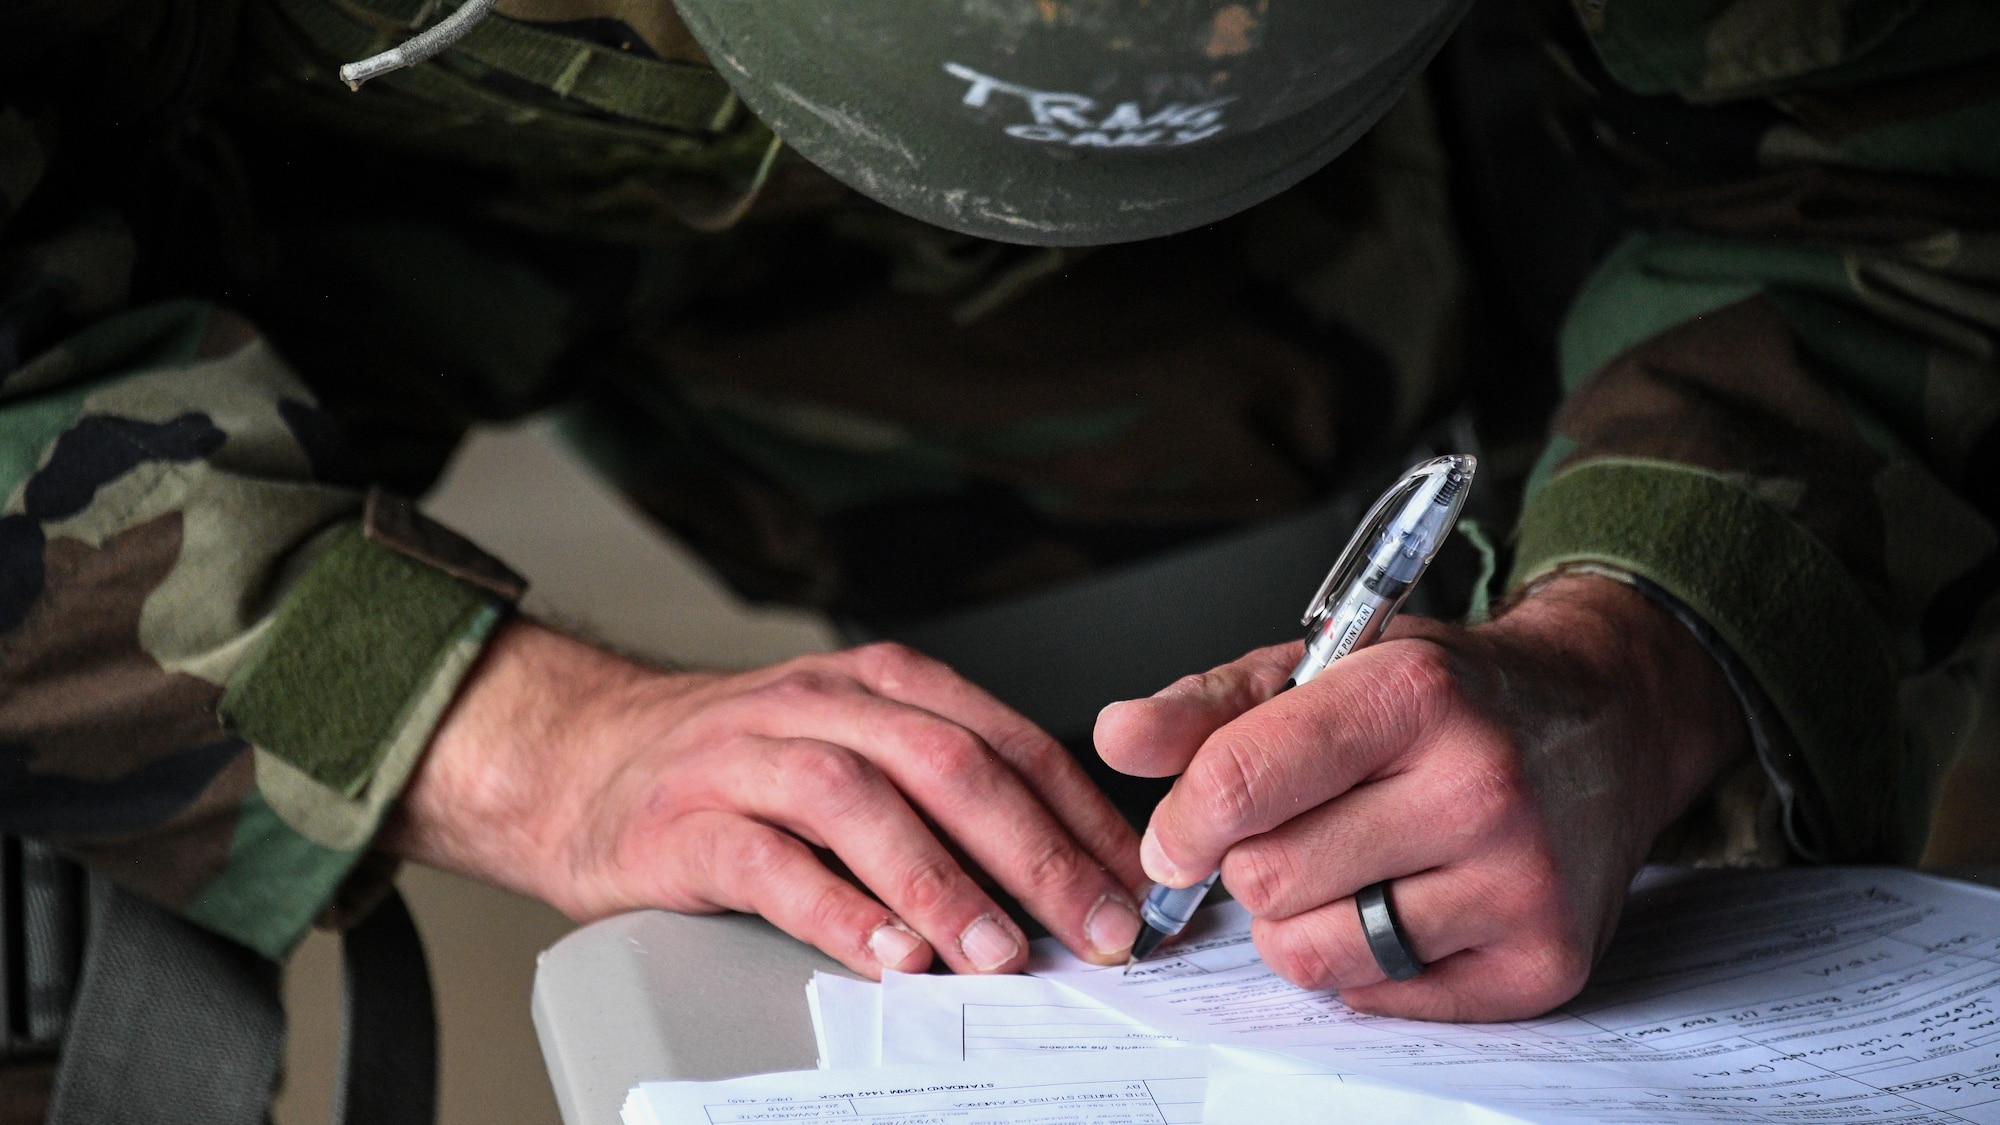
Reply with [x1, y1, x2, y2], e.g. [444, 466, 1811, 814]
[1509, 0, 2000, 866]
[0, 295, 524, 959]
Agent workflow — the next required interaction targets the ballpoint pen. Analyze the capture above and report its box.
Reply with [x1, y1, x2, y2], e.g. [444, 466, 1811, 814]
[1126, 453, 1476, 968]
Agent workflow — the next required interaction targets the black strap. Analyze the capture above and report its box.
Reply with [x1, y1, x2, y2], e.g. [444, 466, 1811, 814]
[333, 886, 437, 1125]
[45, 874, 284, 1125]
[1, 838, 84, 1057]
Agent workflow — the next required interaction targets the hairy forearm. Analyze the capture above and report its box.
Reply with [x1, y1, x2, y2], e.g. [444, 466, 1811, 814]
[379, 619, 699, 914]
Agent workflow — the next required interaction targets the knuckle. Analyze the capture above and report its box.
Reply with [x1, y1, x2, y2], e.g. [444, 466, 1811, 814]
[1518, 938, 1593, 1008]
[1261, 928, 1340, 991]
[1015, 837, 1088, 896]
[1002, 729, 1066, 776]
[1517, 852, 1571, 916]
[793, 745, 881, 808]
[682, 823, 729, 891]
[1221, 845, 1294, 916]
[729, 828, 794, 885]
[801, 881, 858, 939]
[907, 724, 993, 788]
[1451, 754, 1529, 838]
[856, 640, 929, 678]
[1185, 743, 1261, 834]
[1157, 671, 1213, 702]
[1157, 663, 1257, 712]
[896, 857, 961, 916]
[761, 668, 841, 704]
[1189, 667, 1234, 698]
[1387, 639, 1460, 706]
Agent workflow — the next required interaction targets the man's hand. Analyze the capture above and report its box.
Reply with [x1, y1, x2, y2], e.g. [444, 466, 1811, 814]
[384, 621, 1146, 978]
[1095, 575, 1749, 1021]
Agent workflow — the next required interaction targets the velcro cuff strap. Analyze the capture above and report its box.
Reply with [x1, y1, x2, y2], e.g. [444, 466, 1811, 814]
[1508, 458, 1898, 859]
[220, 513, 515, 797]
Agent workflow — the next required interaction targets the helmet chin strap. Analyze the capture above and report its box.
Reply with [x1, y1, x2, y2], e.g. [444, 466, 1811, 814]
[338, 0, 501, 89]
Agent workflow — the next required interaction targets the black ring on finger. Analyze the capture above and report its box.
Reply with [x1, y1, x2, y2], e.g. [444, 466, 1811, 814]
[1356, 880, 1425, 981]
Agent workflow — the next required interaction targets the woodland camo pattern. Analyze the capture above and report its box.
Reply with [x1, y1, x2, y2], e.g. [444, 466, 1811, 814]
[0, 0, 1994, 974]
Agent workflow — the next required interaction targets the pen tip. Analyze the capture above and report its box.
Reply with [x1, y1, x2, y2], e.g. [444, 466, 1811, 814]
[1127, 924, 1167, 966]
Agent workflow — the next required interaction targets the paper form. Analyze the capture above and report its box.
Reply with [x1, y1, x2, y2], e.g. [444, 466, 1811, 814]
[621, 1047, 1209, 1125]
[1202, 1048, 1536, 1125]
[812, 968, 1534, 1121]
[878, 971, 1187, 1064]
[1037, 867, 2000, 1124]
[807, 973, 881, 1069]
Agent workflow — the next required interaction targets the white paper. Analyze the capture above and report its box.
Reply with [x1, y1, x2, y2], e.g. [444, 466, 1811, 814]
[1203, 1048, 1535, 1125]
[821, 968, 1513, 1123]
[806, 973, 882, 1070]
[806, 976, 827, 1066]
[878, 970, 1187, 1064]
[1037, 867, 2000, 1124]
[622, 1047, 1209, 1125]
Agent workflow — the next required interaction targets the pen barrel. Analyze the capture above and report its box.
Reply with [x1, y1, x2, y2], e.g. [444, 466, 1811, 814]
[1290, 585, 1397, 688]
[1139, 873, 1221, 938]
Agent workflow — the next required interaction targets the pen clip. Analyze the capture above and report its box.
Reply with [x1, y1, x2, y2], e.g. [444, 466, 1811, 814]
[1300, 456, 1469, 628]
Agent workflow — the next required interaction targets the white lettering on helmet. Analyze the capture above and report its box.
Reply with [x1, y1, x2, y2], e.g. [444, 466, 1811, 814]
[1031, 94, 1099, 130]
[944, 62, 1232, 149]
[1096, 103, 1146, 131]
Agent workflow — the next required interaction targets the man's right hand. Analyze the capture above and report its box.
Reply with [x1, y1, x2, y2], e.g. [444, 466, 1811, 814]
[382, 620, 1147, 978]
[1095, 575, 1751, 1021]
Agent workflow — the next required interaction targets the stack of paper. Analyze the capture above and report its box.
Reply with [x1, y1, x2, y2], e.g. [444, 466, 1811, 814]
[621, 1049, 1211, 1125]
[625, 867, 2000, 1125]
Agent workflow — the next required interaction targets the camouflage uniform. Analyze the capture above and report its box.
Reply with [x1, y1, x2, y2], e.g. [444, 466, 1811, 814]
[0, 0, 1993, 1077]
[0, 293, 522, 958]
[1510, 0, 2000, 868]
[0, 0, 1468, 982]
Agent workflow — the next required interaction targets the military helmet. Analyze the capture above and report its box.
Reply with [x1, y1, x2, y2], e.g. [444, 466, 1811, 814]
[665, 0, 1473, 246]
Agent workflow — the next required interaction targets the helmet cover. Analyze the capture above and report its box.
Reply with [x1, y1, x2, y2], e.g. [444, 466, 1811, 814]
[669, 0, 1474, 245]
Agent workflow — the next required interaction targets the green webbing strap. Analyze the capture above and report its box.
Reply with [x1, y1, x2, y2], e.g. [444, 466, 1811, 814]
[275, 0, 739, 157]
[46, 876, 285, 1125]
[304, 0, 742, 133]
[46, 875, 438, 1125]
[445, 14, 743, 133]
[386, 56, 763, 165]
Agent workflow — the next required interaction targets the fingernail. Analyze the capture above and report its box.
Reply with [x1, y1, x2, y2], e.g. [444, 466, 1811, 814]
[1084, 893, 1141, 957]
[959, 914, 1021, 972]
[1140, 827, 1182, 886]
[868, 920, 925, 969]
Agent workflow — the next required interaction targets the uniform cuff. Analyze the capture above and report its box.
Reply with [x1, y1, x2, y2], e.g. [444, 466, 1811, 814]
[202, 493, 523, 957]
[1507, 457, 1899, 860]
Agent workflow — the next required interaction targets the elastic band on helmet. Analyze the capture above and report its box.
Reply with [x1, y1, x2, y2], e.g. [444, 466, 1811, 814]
[339, 0, 501, 90]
